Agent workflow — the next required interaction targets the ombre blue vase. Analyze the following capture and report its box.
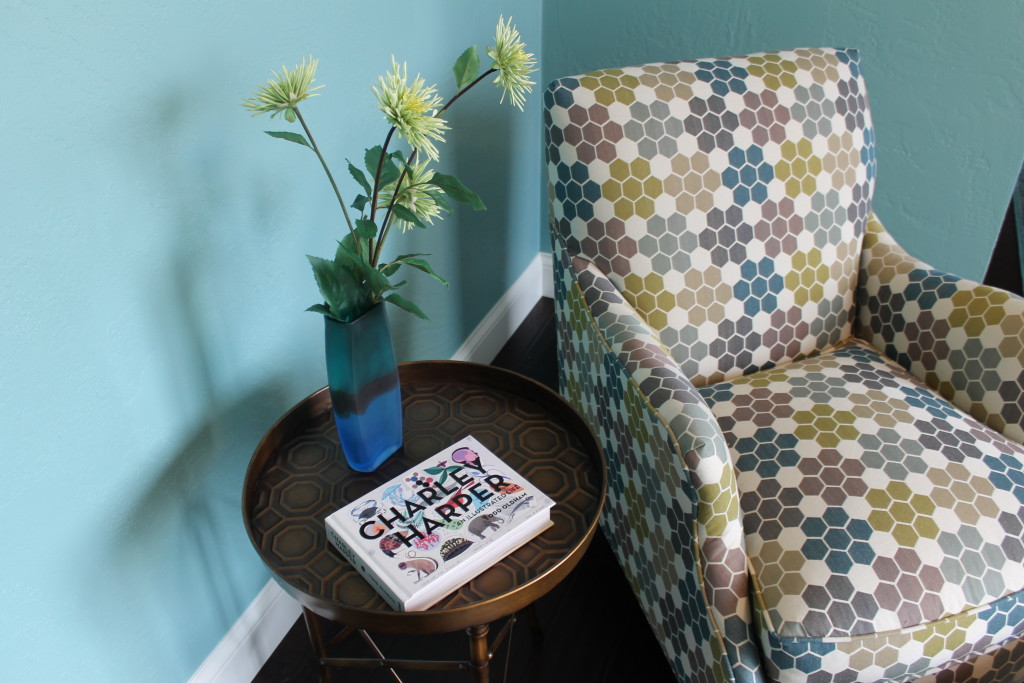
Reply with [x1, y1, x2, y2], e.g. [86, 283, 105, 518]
[324, 303, 403, 472]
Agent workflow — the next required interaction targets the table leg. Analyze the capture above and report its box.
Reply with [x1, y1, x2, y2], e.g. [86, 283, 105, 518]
[302, 607, 330, 683]
[467, 624, 490, 683]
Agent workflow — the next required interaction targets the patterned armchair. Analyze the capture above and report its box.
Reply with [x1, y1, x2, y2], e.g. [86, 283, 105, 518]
[545, 49, 1024, 682]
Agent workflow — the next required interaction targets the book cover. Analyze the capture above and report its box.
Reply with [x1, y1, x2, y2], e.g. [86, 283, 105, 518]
[324, 435, 555, 611]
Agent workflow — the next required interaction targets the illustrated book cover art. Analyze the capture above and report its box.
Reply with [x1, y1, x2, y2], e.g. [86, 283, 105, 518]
[324, 435, 555, 611]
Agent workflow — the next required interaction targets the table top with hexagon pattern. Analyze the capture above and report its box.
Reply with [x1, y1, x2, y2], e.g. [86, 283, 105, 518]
[243, 361, 606, 633]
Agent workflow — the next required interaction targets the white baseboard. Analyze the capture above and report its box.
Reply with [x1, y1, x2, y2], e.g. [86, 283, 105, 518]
[451, 251, 554, 364]
[188, 580, 302, 683]
[190, 250, 554, 683]
[540, 252, 554, 298]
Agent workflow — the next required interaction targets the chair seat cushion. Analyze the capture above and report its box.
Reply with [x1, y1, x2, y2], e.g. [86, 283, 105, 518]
[698, 338, 1024, 677]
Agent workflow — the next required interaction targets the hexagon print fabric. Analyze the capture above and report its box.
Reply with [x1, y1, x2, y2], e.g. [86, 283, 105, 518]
[546, 48, 874, 388]
[698, 338, 1024, 681]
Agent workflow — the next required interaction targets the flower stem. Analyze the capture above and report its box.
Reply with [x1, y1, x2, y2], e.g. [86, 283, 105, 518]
[372, 149, 416, 267]
[437, 68, 497, 118]
[369, 127, 396, 226]
[294, 107, 357, 246]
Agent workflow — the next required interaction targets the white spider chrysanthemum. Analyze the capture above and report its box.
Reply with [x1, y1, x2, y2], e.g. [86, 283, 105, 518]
[372, 57, 449, 162]
[242, 56, 323, 122]
[377, 161, 443, 231]
[486, 16, 537, 110]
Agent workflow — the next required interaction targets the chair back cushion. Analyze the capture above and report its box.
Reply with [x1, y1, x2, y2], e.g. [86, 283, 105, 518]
[546, 48, 876, 385]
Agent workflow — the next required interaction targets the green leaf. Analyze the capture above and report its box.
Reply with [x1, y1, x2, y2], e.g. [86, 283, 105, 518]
[424, 467, 444, 475]
[388, 150, 407, 185]
[365, 146, 401, 188]
[368, 267, 394, 294]
[339, 231, 364, 260]
[347, 161, 372, 196]
[339, 219, 375, 261]
[338, 242, 393, 298]
[430, 172, 486, 210]
[379, 254, 447, 287]
[306, 303, 332, 316]
[385, 293, 429, 320]
[380, 253, 426, 278]
[307, 255, 365, 321]
[390, 204, 426, 229]
[334, 236, 360, 264]
[264, 130, 310, 148]
[307, 255, 340, 297]
[354, 218, 378, 241]
[351, 194, 369, 213]
[400, 257, 449, 287]
[334, 239, 389, 295]
[452, 46, 480, 90]
[426, 188, 452, 213]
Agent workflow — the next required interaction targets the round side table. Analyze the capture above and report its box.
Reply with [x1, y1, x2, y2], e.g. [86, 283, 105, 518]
[243, 361, 606, 682]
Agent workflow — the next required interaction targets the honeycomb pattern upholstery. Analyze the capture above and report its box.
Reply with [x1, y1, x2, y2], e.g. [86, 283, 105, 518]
[701, 337, 1024, 680]
[546, 48, 1024, 682]
[856, 216, 1024, 444]
[547, 49, 873, 387]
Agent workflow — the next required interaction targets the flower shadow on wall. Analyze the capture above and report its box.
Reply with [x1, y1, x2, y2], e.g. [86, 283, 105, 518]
[115, 251, 296, 664]
[77, 77, 313, 673]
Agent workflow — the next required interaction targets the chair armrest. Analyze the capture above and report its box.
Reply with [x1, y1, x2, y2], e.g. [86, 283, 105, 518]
[572, 256, 738, 538]
[856, 214, 1024, 443]
[554, 237, 761, 682]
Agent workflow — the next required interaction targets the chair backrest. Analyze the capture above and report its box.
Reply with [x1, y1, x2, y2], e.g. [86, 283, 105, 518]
[545, 48, 876, 385]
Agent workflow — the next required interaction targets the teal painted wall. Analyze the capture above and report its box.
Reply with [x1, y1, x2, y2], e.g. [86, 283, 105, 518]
[542, 0, 1024, 281]
[1, 1, 541, 680]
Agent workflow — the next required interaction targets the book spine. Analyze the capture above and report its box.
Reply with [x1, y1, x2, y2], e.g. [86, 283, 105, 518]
[325, 522, 404, 611]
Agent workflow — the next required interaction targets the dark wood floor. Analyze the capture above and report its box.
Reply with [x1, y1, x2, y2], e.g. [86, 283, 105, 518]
[253, 298, 676, 682]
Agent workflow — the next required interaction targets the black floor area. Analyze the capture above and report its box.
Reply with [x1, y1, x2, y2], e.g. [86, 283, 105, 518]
[253, 297, 676, 682]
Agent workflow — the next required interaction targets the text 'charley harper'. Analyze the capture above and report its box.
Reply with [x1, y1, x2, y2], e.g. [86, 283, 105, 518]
[358, 467, 513, 547]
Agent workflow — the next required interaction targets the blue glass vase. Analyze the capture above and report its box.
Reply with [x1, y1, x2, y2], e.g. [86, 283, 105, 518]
[324, 303, 402, 472]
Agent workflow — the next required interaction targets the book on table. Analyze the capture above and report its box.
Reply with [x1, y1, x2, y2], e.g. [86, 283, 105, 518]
[324, 435, 555, 611]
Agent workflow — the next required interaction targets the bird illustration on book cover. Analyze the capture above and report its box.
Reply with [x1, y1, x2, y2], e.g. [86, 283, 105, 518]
[346, 443, 536, 577]
[325, 435, 555, 607]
